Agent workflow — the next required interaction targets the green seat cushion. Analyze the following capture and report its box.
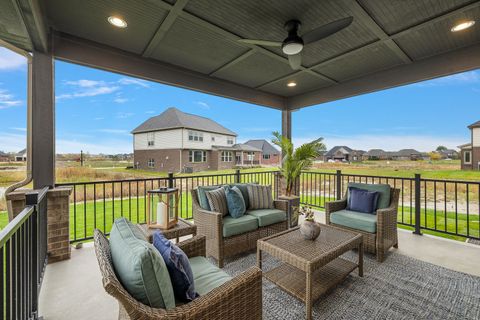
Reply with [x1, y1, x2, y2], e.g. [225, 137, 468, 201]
[347, 183, 391, 210]
[189, 256, 232, 296]
[330, 209, 377, 233]
[109, 218, 175, 309]
[222, 214, 258, 237]
[197, 186, 221, 210]
[247, 209, 286, 227]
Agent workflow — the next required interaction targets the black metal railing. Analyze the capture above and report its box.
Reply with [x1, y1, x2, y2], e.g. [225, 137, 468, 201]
[56, 170, 278, 242]
[0, 187, 48, 320]
[299, 170, 480, 240]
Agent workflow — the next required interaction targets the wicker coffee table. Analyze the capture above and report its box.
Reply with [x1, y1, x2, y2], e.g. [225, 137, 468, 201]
[257, 224, 363, 320]
[138, 218, 197, 242]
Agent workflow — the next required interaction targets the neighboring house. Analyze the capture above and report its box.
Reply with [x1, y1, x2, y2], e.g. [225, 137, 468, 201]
[324, 146, 353, 162]
[132, 107, 262, 172]
[391, 149, 423, 161]
[15, 149, 27, 161]
[438, 149, 459, 160]
[364, 149, 391, 160]
[459, 120, 480, 170]
[0, 151, 10, 162]
[244, 139, 281, 166]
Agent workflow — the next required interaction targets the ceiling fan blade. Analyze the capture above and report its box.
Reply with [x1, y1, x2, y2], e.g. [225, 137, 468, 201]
[302, 17, 353, 45]
[288, 53, 302, 70]
[237, 39, 282, 47]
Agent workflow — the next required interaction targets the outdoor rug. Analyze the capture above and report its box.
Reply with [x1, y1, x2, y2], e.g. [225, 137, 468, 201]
[220, 251, 480, 320]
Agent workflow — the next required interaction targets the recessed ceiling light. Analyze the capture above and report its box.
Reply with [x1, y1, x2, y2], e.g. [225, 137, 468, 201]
[451, 20, 475, 32]
[108, 16, 128, 28]
[287, 82, 297, 87]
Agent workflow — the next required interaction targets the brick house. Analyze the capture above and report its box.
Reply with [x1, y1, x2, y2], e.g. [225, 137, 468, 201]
[244, 139, 281, 166]
[132, 107, 262, 172]
[459, 120, 480, 170]
[324, 146, 364, 162]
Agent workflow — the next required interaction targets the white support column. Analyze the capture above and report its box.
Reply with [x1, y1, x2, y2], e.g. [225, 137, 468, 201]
[32, 51, 55, 188]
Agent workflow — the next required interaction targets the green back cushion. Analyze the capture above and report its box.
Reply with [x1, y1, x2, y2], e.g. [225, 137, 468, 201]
[197, 186, 221, 210]
[347, 183, 391, 210]
[109, 218, 175, 309]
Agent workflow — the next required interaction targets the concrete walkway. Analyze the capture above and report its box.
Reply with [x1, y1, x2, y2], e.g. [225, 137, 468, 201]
[39, 216, 480, 320]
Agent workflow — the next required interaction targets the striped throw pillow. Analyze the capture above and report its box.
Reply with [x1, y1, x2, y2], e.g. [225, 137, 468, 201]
[205, 187, 229, 216]
[247, 184, 274, 210]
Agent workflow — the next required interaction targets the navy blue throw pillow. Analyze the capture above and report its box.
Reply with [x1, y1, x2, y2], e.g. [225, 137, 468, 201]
[347, 187, 379, 214]
[152, 231, 198, 302]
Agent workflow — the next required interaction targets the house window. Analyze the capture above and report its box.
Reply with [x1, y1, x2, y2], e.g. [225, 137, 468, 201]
[189, 150, 207, 163]
[188, 131, 203, 142]
[147, 158, 155, 168]
[221, 151, 233, 162]
[247, 152, 254, 161]
[464, 151, 472, 164]
[147, 132, 155, 146]
[227, 138, 234, 145]
[211, 136, 215, 142]
[263, 154, 270, 160]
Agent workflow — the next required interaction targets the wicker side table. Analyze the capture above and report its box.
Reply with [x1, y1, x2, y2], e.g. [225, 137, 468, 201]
[257, 224, 363, 320]
[138, 218, 197, 242]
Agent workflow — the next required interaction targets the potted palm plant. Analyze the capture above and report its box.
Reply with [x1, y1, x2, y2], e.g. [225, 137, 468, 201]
[271, 132, 326, 227]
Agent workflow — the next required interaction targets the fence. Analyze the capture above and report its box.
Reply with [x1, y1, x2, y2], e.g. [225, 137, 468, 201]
[56, 170, 278, 242]
[0, 187, 48, 320]
[299, 170, 480, 240]
[57, 169, 480, 243]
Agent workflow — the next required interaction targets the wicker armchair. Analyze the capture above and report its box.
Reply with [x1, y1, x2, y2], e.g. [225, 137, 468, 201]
[325, 188, 400, 262]
[93, 230, 262, 320]
[192, 189, 288, 268]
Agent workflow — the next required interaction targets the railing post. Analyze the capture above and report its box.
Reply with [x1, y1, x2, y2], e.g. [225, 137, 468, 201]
[235, 169, 241, 183]
[336, 170, 342, 200]
[168, 172, 174, 188]
[413, 173, 422, 235]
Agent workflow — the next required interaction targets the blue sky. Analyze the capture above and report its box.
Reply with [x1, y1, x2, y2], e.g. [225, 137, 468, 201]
[0, 46, 479, 154]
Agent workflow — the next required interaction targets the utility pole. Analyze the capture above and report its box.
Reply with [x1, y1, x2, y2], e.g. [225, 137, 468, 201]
[80, 150, 84, 167]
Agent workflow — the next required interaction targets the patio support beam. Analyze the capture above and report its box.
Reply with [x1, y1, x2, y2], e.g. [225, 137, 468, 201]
[11, 0, 49, 52]
[282, 110, 291, 140]
[32, 51, 55, 188]
[288, 43, 480, 109]
[53, 33, 286, 110]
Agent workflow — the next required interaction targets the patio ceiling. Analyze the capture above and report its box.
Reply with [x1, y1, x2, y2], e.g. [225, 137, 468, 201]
[1, 0, 480, 110]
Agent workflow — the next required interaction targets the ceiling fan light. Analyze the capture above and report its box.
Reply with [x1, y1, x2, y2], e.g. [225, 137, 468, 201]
[282, 42, 303, 55]
[108, 16, 127, 28]
[451, 20, 475, 32]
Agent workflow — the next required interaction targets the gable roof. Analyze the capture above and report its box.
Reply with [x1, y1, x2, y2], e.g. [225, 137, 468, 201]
[468, 121, 480, 129]
[392, 149, 422, 156]
[131, 107, 237, 136]
[325, 146, 353, 157]
[244, 140, 280, 155]
[16, 149, 27, 156]
[366, 149, 388, 156]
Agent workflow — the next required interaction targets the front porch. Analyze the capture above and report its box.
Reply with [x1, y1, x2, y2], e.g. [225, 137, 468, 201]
[39, 212, 480, 320]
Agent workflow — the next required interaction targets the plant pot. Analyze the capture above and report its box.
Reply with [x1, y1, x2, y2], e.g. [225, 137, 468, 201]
[278, 195, 300, 228]
[300, 220, 321, 240]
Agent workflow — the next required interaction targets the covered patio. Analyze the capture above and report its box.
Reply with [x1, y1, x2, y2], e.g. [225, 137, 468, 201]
[1, 0, 480, 319]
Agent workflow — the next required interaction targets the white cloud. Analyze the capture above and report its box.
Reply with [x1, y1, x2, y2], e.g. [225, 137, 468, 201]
[145, 110, 156, 114]
[56, 138, 132, 154]
[196, 101, 211, 109]
[0, 48, 26, 70]
[94, 117, 104, 121]
[118, 78, 150, 88]
[292, 134, 466, 152]
[10, 127, 26, 132]
[96, 129, 129, 135]
[116, 112, 134, 119]
[414, 70, 480, 87]
[0, 132, 25, 152]
[0, 89, 22, 109]
[57, 79, 119, 100]
[114, 97, 128, 104]
[65, 79, 106, 87]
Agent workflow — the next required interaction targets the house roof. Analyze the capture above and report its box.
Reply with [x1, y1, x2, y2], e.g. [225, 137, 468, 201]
[392, 149, 422, 156]
[212, 144, 261, 152]
[458, 143, 472, 149]
[325, 146, 353, 157]
[131, 107, 236, 136]
[468, 121, 480, 129]
[366, 149, 388, 156]
[16, 149, 27, 156]
[0, 151, 8, 157]
[244, 140, 280, 155]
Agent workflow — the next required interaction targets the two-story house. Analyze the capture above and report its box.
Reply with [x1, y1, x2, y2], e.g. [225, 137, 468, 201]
[459, 120, 480, 170]
[132, 107, 262, 172]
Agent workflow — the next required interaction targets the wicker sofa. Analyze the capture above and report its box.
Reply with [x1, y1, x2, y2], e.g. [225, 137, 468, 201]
[192, 188, 288, 268]
[93, 230, 262, 320]
[325, 185, 400, 262]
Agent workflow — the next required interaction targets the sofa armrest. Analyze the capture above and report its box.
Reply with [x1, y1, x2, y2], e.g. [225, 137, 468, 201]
[273, 199, 288, 211]
[177, 235, 206, 258]
[325, 198, 347, 224]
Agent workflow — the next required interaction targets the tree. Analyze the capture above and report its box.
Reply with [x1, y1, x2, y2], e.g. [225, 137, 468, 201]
[428, 152, 442, 161]
[271, 132, 326, 196]
[436, 146, 447, 152]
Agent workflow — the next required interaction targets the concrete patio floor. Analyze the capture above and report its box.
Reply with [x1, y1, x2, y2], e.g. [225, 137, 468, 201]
[39, 213, 480, 320]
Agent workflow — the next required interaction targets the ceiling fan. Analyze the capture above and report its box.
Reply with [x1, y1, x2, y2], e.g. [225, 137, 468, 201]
[238, 17, 353, 70]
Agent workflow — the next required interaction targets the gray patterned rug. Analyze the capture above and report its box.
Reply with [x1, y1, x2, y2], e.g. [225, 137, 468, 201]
[220, 251, 480, 320]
